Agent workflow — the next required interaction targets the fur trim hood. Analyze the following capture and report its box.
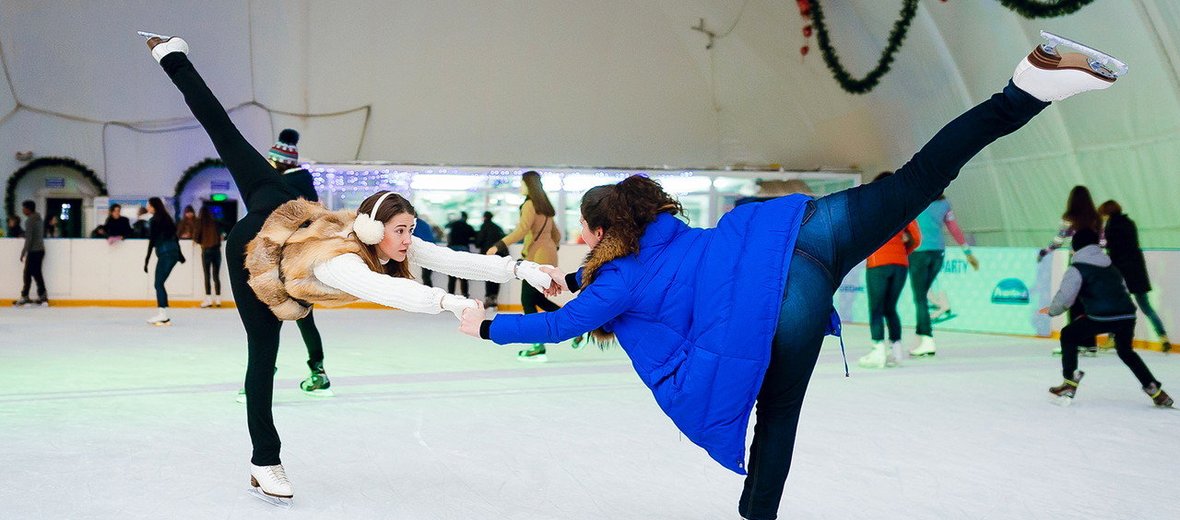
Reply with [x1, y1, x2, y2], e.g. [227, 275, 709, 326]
[245, 200, 368, 320]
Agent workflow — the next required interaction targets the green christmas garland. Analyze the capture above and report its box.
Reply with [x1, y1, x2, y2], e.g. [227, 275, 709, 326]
[173, 157, 226, 214]
[6, 157, 108, 219]
[807, 0, 1097, 95]
[997, 0, 1094, 19]
[809, 0, 919, 95]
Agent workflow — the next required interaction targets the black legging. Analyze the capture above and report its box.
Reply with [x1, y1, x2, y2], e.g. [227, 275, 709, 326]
[297, 310, 324, 368]
[1060, 317, 1158, 386]
[521, 283, 560, 314]
[201, 245, 222, 295]
[162, 52, 310, 466]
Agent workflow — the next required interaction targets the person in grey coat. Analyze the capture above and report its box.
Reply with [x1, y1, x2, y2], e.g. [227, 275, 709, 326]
[1041, 229, 1171, 407]
[15, 200, 47, 306]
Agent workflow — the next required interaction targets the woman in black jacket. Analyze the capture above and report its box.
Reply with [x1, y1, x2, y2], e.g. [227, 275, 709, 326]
[144, 197, 185, 325]
[1100, 200, 1170, 351]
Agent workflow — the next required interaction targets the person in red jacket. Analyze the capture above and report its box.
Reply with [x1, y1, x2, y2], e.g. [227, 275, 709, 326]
[859, 172, 922, 369]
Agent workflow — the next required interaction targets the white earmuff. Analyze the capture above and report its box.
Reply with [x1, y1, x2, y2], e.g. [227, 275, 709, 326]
[354, 191, 395, 245]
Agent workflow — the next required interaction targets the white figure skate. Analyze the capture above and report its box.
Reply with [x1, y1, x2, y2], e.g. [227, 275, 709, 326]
[910, 335, 936, 358]
[858, 342, 887, 369]
[138, 30, 189, 63]
[1014, 31, 1127, 102]
[248, 464, 293, 509]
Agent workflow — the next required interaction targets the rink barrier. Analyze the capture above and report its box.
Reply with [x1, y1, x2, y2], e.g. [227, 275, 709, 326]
[4, 239, 1175, 348]
[34, 299, 527, 313]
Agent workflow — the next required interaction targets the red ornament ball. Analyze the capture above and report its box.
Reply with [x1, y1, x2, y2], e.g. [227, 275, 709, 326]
[800, 45, 810, 56]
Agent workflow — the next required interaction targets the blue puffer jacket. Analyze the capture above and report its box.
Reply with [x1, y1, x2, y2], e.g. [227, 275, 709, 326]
[488, 194, 810, 474]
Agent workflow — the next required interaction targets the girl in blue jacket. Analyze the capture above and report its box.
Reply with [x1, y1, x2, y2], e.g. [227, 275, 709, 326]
[460, 36, 1125, 519]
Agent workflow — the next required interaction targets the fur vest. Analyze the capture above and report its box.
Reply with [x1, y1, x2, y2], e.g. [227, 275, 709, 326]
[245, 200, 369, 320]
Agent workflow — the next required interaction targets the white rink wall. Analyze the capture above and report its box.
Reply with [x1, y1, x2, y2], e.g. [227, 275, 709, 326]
[2, 238, 1176, 344]
[0, 238, 589, 307]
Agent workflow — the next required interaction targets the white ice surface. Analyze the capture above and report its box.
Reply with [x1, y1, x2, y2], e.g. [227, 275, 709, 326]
[2, 307, 1178, 519]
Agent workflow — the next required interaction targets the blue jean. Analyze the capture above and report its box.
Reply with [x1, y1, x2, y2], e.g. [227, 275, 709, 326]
[154, 241, 180, 308]
[738, 81, 1048, 520]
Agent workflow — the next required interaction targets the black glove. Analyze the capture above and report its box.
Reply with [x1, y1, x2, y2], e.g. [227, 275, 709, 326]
[144, 259, 150, 273]
[178, 251, 187, 264]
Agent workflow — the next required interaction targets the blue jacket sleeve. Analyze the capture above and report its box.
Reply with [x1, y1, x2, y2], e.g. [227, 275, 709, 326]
[489, 266, 628, 345]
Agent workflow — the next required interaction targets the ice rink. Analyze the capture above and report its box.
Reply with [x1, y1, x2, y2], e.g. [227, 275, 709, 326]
[3, 306, 1178, 519]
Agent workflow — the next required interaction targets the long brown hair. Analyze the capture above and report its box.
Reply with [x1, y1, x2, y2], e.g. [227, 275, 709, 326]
[522, 171, 555, 217]
[1063, 185, 1100, 233]
[580, 175, 682, 285]
[147, 197, 174, 227]
[355, 190, 416, 279]
[197, 206, 219, 239]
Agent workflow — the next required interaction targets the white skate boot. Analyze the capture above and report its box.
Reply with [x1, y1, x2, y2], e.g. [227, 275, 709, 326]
[910, 335, 936, 358]
[1013, 31, 1127, 102]
[887, 341, 902, 367]
[858, 342, 887, 369]
[200, 296, 213, 308]
[139, 32, 189, 63]
[249, 463, 293, 508]
[146, 308, 170, 326]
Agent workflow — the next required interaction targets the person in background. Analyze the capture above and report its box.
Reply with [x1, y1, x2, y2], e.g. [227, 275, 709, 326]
[44, 215, 60, 238]
[1041, 185, 1101, 356]
[104, 204, 133, 243]
[486, 170, 564, 362]
[177, 205, 197, 240]
[193, 205, 224, 308]
[14, 200, 47, 306]
[144, 197, 186, 325]
[6, 215, 24, 238]
[1039, 185, 1101, 261]
[1042, 229, 1172, 407]
[475, 211, 508, 308]
[413, 216, 437, 287]
[907, 193, 979, 357]
[132, 207, 151, 238]
[1099, 200, 1170, 352]
[858, 172, 921, 369]
[445, 211, 477, 297]
[89, 225, 107, 238]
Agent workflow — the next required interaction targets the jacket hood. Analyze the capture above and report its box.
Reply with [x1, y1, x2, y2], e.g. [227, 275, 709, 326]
[1071, 244, 1111, 267]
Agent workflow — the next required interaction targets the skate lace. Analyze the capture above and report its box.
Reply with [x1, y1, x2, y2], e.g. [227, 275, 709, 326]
[268, 465, 290, 485]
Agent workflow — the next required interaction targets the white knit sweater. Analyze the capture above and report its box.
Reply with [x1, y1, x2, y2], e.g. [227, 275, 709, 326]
[312, 237, 517, 313]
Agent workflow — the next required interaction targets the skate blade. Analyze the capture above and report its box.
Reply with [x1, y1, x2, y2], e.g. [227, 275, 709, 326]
[247, 487, 293, 509]
[137, 30, 172, 40]
[909, 352, 936, 358]
[1050, 395, 1074, 407]
[1040, 30, 1128, 78]
[516, 354, 549, 363]
[149, 320, 172, 327]
[302, 388, 335, 398]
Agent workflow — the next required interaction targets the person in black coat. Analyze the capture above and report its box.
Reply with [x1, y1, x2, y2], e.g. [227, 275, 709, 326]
[475, 211, 508, 307]
[444, 212, 477, 297]
[1100, 200, 1170, 351]
[104, 204, 134, 242]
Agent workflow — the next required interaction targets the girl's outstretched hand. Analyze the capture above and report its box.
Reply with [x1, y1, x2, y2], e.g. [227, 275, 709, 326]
[459, 302, 485, 337]
[539, 265, 567, 297]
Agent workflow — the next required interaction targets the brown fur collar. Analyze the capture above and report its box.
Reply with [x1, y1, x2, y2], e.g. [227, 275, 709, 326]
[245, 199, 367, 320]
[580, 234, 632, 289]
[579, 233, 633, 343]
